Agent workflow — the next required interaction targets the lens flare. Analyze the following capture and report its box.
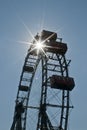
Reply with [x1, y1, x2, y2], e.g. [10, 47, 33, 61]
[17, 20, 57, 58]
[36, 41, 43, 50]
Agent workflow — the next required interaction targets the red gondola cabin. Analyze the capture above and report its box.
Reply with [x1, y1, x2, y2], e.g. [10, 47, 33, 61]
[50, 75, 75, 91]
[45, 41, 67, 55]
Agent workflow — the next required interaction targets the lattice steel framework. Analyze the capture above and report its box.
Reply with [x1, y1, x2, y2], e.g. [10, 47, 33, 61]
[10, 30, 74, 130]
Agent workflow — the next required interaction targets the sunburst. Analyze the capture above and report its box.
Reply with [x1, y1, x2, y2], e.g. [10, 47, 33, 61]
[29, 32, 56, 58]
[16, 20, 58, 58]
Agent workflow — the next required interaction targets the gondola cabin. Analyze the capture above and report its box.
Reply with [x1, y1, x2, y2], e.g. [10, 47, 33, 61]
[41, 30, 57, 41]
[45, 41, 67, 55]
[50, 75, 75, 91]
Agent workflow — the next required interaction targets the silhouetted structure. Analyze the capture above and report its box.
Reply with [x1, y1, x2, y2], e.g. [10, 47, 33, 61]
[10, 30, 75, 130]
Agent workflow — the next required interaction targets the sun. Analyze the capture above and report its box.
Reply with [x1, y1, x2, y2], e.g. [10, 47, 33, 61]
[36, 40, 43, 50]
[32, 40, 46, 56]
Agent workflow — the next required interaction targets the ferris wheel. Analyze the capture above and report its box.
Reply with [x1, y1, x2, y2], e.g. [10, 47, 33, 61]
[10, 30, 75, 130]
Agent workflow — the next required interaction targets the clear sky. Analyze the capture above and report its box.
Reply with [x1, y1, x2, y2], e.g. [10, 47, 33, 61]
[0, 0, 87, 130]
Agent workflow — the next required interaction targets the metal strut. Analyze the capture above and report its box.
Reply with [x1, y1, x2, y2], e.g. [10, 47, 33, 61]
[10, 52, 41, 130]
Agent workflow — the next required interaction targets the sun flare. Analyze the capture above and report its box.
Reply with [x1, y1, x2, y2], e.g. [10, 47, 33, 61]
[17, 20, 55, 58]
[36, 41, 43, 50]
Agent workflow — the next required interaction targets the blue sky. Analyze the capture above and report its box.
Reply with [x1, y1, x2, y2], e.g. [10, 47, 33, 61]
[0, 0, 87, 130]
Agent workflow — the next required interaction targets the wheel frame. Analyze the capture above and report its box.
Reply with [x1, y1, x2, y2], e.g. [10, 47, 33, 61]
[10, 31, 74, 130]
